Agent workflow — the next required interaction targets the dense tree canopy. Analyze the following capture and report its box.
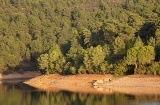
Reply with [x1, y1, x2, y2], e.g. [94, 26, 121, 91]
[0, 0, 160, 75]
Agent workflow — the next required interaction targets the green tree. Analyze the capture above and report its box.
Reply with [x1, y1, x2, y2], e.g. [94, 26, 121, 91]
[7, 54, 21, 69]
[28, 15, 42, 35]
[0, 58, 5, 73]
[133, 36, 144, 48]
[113, 36, 126, 55]
[148, 62, 160, 75]
[83, 45, 106, 73]
[30, 38, 43, 58]
[0, 0, 159, 75]
[91, 45, 106, 67]
[125, 47, 138, 71]
[102, 21, 117, 43]
[102, 44, 110, 57]
[137, 46, 155, 65]
[148, 37, 155, 47]
[114, 60, 128, 75]
[67, 38, 84, 71]
[126, 45, 155, 73]
[100, 61, 113, 74]
[82, 28, 91, 46]
[37, 53, 49, 74]
[155, 29, 160, 46]
[37, 44, 65, 74]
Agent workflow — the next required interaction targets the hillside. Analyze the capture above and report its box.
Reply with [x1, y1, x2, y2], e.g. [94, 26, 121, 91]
[0, 0, 160, 75]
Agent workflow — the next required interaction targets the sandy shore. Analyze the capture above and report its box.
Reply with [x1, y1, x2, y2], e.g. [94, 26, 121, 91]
[0, 71, 41, 80]
[25, 74, 113, 94]
[99, 75, 160, 95]
[24, 74, 160, 95]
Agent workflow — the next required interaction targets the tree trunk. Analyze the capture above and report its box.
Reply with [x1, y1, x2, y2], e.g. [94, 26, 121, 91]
[134, 63, 138, 74]
[46, 67, 49, 75]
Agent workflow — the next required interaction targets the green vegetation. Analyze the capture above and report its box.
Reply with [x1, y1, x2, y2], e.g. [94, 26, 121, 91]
[0, 0, 160, 75]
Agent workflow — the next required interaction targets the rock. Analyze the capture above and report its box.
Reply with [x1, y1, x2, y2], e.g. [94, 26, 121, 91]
[93, 79, 104, 86]
[96, 79, 104, 84]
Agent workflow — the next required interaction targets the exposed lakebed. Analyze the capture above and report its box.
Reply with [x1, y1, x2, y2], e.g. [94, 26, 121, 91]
[1, 79, 160, 105]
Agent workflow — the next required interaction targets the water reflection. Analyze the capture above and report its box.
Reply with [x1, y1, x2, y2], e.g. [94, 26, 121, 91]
[0, 80, 160, 105]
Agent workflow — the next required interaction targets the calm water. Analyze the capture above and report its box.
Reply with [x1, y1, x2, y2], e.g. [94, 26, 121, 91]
[1, 80, 160, 105]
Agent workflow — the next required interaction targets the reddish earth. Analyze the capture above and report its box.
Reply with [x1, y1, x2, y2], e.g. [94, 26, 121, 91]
[24, 74, 160, 95]
[24, 74, 113, 94]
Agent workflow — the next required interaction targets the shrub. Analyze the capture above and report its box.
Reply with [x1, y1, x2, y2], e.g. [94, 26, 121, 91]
[78, 65, 86, 74]
[114, 60, 128, 75]
[148, 62, 160, 75]
[70, 66, 76, 74]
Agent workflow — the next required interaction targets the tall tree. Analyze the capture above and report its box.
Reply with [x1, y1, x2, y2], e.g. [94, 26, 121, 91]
[113, 36, 126, 55]
[83, 45, 106, 73]
[67, 38, 84, 70]
[37, 53, 49, 74]
[125, 47, 139, 71]
[82, 28, 91, 47]
[137, 46, 155, 65]
[126, 45, 155, 73]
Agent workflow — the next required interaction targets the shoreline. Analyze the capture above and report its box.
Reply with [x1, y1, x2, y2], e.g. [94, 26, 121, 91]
[0, 71, 41, 80]
[24, 74, 160, 95]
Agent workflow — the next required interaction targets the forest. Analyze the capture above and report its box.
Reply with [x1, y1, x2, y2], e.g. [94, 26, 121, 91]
[0, 0, 160, 75]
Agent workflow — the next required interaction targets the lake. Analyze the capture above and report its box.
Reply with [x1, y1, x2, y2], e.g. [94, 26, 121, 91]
[0, 79, 160, 105]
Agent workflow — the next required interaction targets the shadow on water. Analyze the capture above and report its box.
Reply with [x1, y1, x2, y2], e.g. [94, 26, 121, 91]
[0, 79, 160, 105]
[1, 79, 37, 90]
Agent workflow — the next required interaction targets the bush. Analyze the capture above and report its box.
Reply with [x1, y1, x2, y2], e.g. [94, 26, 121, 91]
[135, 65, 147, 74]
[148, 62, 160, 75]
[70, 66, 76, 74]
[78, 65, 87, 74]
[114, 60, 128, 75]
[100, 62, 113, 74]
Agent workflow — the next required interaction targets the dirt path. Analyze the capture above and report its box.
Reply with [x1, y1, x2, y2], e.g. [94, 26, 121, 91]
[24, 74, 160, 95]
